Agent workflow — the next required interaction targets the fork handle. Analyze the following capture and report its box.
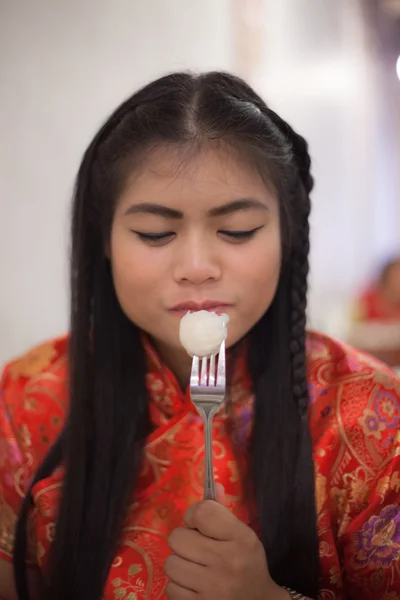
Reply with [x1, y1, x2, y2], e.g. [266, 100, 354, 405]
[203, 408, 218, 502]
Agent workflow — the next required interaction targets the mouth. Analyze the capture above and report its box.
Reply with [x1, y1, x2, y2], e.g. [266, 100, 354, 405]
[169, 301, 232, 316]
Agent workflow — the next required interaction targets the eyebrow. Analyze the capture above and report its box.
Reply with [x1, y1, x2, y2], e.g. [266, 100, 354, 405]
[123, 198, 269, 219]
[209, 198, 269, 217]
[124, 203, 182, 219]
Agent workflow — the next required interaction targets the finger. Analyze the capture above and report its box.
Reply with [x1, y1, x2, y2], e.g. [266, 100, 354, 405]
[164, 554, 204, 592]
[184, 500, 248, 541]
[215, 482, 225, 504]
[168, 527, 220, 566]
[165, 581, 197, 600]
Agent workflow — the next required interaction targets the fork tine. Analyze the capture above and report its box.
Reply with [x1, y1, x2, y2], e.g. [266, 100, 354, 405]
[216, 341, 226, 387]
[209, 354, 216, 386]
[189, 342, 226, 504]
[190, 355, 200, 387]
[200, 357, 208, 385]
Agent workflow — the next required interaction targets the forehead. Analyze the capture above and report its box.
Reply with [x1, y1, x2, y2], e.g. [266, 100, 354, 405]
[118, 144, 277, 212]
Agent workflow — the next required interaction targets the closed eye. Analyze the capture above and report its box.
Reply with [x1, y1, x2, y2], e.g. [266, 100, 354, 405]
[132, 225, 264, 246]
[132, 231, 175, 245]
[218, 226, 264, 241]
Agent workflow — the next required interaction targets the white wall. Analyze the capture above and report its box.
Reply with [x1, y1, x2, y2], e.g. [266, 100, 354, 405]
[0, 0, 233, 364]
[251, 0, 400, 336]
[2, 0, 399, 363]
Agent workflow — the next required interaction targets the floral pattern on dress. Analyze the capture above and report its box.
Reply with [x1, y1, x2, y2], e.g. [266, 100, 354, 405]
[1, 331, 400, 598]
[351, 505, 400, 570]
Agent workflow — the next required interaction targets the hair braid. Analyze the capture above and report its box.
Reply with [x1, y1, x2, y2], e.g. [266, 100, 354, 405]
[265, 109, 314, 194]
[289, 194, 310, 417]
[286, 133, 312, 418]
[264, 110, 313, 417]
[259, 110, 320, 592]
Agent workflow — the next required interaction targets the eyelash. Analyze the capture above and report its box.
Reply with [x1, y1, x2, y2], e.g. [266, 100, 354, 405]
[133, 226, 264, 245]
[134, 232, 174, 242]
[221, 226, 263, 240]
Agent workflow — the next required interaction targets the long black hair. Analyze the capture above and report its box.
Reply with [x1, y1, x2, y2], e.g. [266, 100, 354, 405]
[13, 72, 319, 599]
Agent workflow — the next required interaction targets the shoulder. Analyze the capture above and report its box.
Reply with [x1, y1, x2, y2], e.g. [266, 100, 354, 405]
[307, 329, 400, 478]
[2, 335, 69, 383]
[307, 334, 400, 597]
[306, 329, 397, 387]
[1, 335, 69, 414]
[0, 336, 68, 561]
[0, 335, 68, 483]
[307, 330, 400, 514]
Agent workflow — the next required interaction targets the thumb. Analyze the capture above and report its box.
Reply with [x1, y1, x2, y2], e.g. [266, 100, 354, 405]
[215, 482, 225, 504]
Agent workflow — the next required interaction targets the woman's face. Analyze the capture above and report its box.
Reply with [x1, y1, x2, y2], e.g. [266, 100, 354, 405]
[110, 145, 281, 374]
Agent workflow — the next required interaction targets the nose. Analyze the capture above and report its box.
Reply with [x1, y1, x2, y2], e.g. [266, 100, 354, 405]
[173, 234, 222, 285]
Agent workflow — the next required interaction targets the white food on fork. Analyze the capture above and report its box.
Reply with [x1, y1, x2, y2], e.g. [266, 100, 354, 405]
[179, 310, 229, 357]
[179, 310, 228, 501]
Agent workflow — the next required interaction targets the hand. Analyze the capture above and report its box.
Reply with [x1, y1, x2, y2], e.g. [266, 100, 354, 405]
[164, 486, 285, 600]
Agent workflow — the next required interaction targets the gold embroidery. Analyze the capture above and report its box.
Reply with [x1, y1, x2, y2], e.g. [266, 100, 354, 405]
[358, 408, 386, 441]
[19, 423, 32, 448]
[348, 473, 370, 509]
[46, 522, 55, 542]
[0, 503, 16, 555]
[330, 487, 348, 520]
[227, 460, 239, 484]
[2, 330, 400, 598]
[390, 471, 400, 492]
[374, 371, 400, 395]
[376, 475, 391, 501]
[315, 472, 327, 515]
[329, 565, 342, 588]
[9, 341, 57, 379]
[112, 556, 123, 568]
[318, 590, 336, 600]
[319, 541, 334, 558]
[112, 565, 144, 600]
[331, 450, 353, 487]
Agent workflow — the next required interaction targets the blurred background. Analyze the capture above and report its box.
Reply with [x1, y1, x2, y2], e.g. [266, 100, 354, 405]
[1, 0, 400, 369]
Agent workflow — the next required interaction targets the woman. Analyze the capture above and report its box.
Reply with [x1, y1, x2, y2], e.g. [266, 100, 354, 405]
[1, 72, 399, 600]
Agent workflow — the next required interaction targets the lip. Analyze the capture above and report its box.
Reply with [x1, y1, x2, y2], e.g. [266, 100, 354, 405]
[169, 300, 231, 315]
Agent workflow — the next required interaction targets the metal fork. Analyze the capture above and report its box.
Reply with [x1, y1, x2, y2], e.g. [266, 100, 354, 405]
[189, 341, 226, 501]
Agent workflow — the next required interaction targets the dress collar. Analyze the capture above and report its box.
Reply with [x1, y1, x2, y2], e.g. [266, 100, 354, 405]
[142, 336, 252, 426]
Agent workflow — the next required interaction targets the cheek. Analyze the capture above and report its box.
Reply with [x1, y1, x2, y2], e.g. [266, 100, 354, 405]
[233, 231, 281, 289]
[111, 225, 169, 286]
[231, 231, 281, 320]
[109, 229, 162, 320]
[112, 246, 149, 290]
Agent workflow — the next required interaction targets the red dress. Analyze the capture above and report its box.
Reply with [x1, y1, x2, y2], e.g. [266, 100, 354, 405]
[1, 331, 400, 599]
